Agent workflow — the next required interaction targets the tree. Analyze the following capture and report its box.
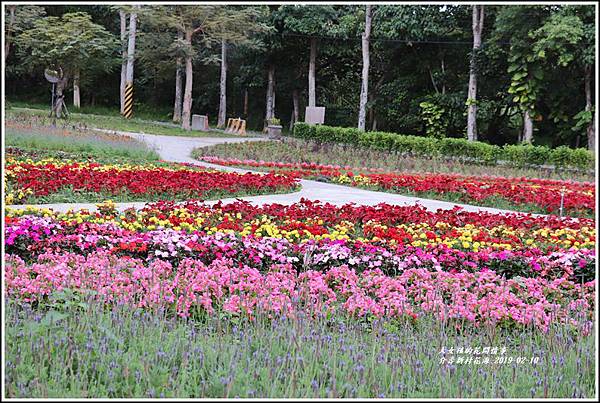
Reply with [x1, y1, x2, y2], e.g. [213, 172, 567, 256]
[173, 30, 184, 123]
[495, 6, 544, 143]
[150, 5, 248, 130]
[278, 5, 339, 108]
[265, 63, 276, 122]
[218, 39, 229, 127]
[562, 6, 595, 150]
[466, 5, 484, 141]
[16, 11, 117, 115]
[357, 5, 372, 131]
[213, 7, 267, 128]
[5, 4, 595, 148]
[4, 5, 45, 62]
[372, 5, 471, 136]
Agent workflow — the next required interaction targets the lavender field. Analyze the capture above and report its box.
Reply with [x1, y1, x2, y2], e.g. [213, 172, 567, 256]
[4, 299, 595, 399]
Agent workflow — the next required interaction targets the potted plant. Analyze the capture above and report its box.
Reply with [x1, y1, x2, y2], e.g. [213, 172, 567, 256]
[266, 117, 282, 137]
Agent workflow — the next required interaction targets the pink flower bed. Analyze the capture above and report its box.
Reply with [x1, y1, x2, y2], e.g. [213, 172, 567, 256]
[5, 250, 593, 333]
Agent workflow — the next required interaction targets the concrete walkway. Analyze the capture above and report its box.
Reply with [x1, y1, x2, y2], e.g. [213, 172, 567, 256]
[7, 129, 532, 216]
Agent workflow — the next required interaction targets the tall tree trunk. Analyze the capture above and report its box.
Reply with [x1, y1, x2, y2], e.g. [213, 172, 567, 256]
[308, 37, 317, 107]
[5, 6, 16, 62]
[585, 64, 595, 151]
[124, 7, 138, 116]
[441, 56, 446, 95]
[173, 62, 183, 123]
[73, 69, 81, 109]
[119, 10, 127, 114]
[218, 39, 228, 128]
[292, 89, 300, 127]
[289, 89, 300, 131]
[358, 5, 372, 131]
[522, 109, 533, 143]
[467, 5, 484, 142]
[243, 88, 249, 117]
[265, 64, 275, 123]
[172, 30, 184, 123]
[181, 30, 194, 131]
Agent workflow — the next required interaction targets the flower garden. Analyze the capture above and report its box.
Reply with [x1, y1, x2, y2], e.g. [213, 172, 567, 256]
[3, 126, 597, 398]
[5, 199, 596, 334]
[4, 154, 298, 204]
[199, 156, 595, 217]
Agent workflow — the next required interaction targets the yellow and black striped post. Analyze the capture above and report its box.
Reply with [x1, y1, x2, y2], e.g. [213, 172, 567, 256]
[123, 82, 134, 119]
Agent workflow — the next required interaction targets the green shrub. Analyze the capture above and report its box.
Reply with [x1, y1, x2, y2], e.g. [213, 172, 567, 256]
[568, 148, 594, 170]
[439, 138, 500, 164]
[550, 146, 594, 170]
[550, 146, 574, 169]
[515, 144, 552, 166]
[390, 135, 421, 154]
[314, 125, 338, 142]
[411, 136, 440, 158]
[293, 122, 315, 139]
[293, 123, 588, 170]
[502, 144, 528, 167]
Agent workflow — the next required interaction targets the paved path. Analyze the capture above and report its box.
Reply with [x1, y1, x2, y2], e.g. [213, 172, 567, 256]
[7, 129, 532, 215]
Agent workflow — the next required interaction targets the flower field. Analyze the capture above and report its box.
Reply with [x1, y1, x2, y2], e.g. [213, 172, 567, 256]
[4, 155, 298, 204]
[3, 120, 597, 399]
[6, 200, 595, 333]
[199, 156, 595, 217]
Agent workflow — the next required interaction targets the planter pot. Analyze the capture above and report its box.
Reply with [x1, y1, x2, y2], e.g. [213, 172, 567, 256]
[267, 124, 282, 137]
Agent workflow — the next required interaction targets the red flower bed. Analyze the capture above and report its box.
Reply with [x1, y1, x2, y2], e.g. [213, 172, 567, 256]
[7, 160, 298, 199]
[364, 172, 594, 214]
[200, 157, 595, 216]
[150, 198, 593, 232]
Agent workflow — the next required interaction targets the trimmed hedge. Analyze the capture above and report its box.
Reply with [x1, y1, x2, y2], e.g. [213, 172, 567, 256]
[293, 123, 594, 170]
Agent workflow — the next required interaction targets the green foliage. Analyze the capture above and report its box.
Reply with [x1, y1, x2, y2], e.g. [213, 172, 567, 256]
[15, 12, 118, 79]
[4, 4, 597, 149]
[572, 108, 594, 133]
[419, 100, 447, 138]
[439, 138, 499, 164]
[531, 13, 584, 67]
[502, 144, 551, 167]
[275, 5, 340, 36]
[549, 145, 575, 169]
[550, 145, 593, 170]
[293, 123, 593, 170]
[293, 122, 316, 139]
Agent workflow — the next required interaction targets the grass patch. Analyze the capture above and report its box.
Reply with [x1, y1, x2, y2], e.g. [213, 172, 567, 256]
[192, 137, 594, 182]
[6, 106, 250, 138]
[5, 126, 160, 163]
[4, 298, 594, 398]
[5, 146, 167, 167]
[7, 100, 173, 121]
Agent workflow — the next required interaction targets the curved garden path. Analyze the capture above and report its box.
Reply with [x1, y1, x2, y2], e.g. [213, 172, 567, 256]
[8, 129, 531, 215]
